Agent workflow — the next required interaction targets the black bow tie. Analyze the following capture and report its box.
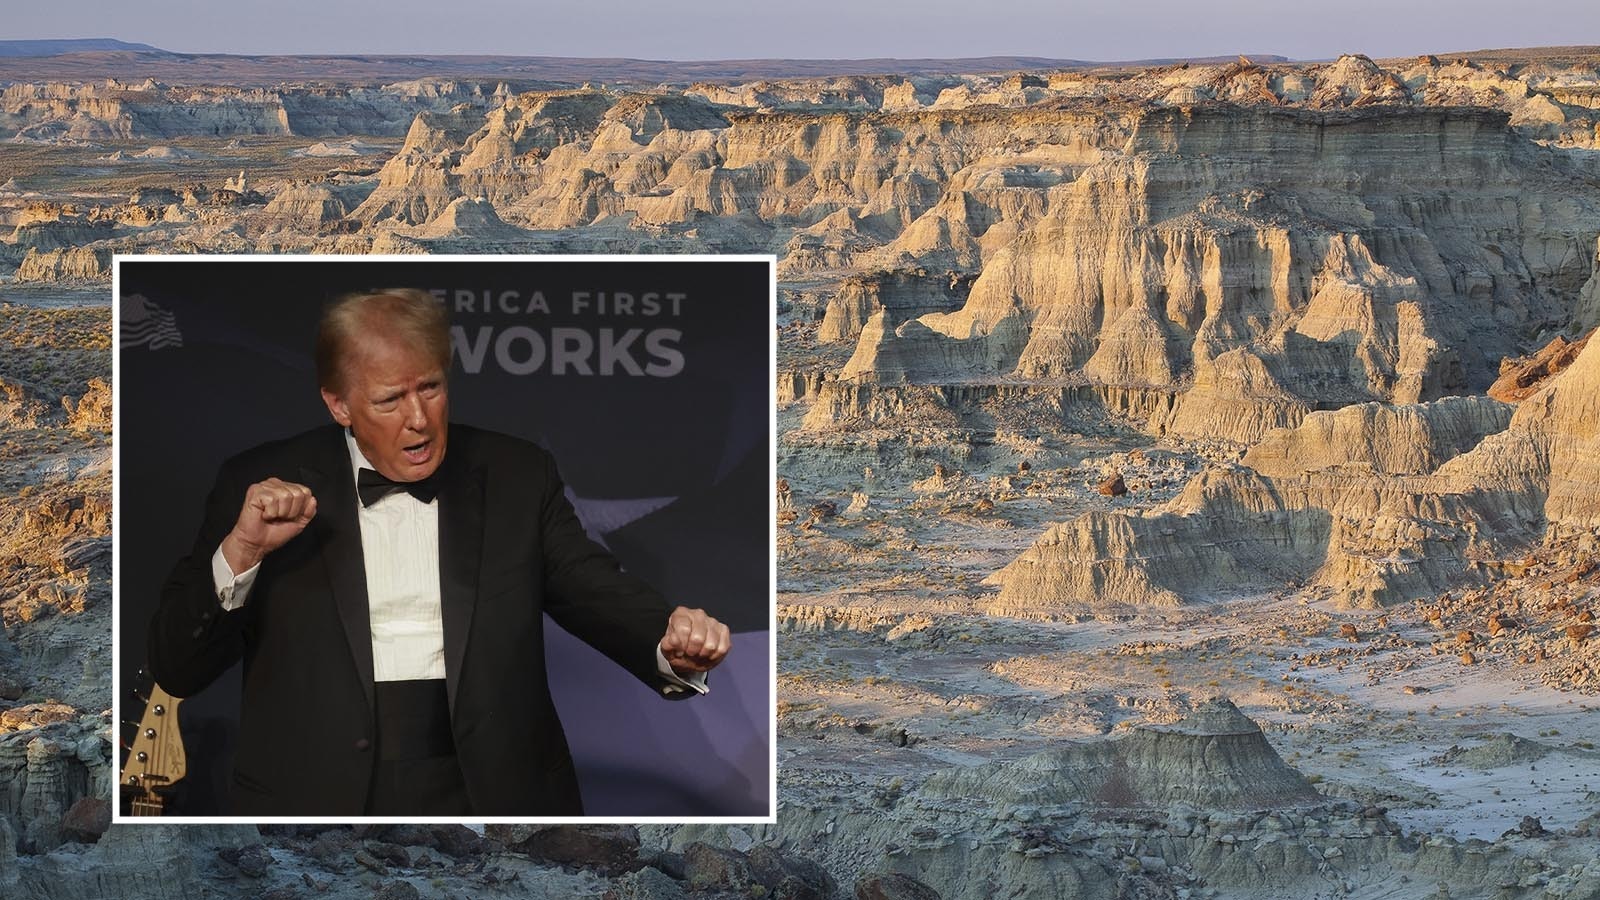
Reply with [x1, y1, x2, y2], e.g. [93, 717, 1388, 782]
[357, 467, 438, 507]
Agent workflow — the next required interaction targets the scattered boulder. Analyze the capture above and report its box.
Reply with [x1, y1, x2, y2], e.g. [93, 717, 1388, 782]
[747, 845, 835, 900]
[683, 841, 753, 892]
[489, 824, 642, 876]
[428, 824, 486, 858]
[808, 500, 838, 522]
[1511, 816, 1548, 838]
[855, 872, 942, 900]
[613, 865, 688, 900]
[1489, 331, 1591, 402]
[373, 881, 422, 900]
[218, 843, 273, 877]
[0, 676, 26, 701]
[59, 796, 110, 843]
[1096, 473, 1127, 497]
[1487, 613, 1518, 637]
[307, 828, 358, 864]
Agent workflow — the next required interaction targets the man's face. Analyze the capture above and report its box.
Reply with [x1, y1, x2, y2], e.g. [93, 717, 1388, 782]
[320, 330, 449, 482]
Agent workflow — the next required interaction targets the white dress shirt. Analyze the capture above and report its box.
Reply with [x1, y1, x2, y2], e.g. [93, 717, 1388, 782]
[211, 432, 706, 693]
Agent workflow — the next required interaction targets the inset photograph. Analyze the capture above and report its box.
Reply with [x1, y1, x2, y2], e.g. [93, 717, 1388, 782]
[113, 255, 774, 822]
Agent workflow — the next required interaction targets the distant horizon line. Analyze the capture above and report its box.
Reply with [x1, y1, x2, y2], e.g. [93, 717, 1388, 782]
[0, 37, 1294, 66]
[8, 36, 1593, 67]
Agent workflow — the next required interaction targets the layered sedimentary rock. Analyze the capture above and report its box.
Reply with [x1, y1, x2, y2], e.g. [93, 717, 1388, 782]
[406, 195, 529, 241]
[817, 270, 971, 344]
[0, 79, 498, 140]
[1241, 396, 1513, 478]
[823, 105, 1596, 442]
[352, 90, 621, 226]
[13, 248, 112, 283]
[992, 336, 1600, 610]
[14, 825, 205, 898]
[257, 182, 374, 232]
[0, 714, 110, 852]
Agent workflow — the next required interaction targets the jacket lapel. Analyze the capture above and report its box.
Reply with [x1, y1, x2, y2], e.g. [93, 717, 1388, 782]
[302, 435, 376, 720]
[436, 440, 485, 716]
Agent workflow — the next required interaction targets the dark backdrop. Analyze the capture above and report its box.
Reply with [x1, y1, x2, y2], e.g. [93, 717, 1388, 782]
[116, 256, 772, 817]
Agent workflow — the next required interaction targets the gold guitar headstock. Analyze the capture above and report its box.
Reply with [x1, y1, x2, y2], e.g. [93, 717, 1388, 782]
[120, 669, 186, 816]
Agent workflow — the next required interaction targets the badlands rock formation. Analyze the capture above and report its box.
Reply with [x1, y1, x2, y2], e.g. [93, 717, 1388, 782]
[993, 331, 1600, 610]
[0, 304, 112, 862]
[819, 105, 1595, 444]
[0, 79, 501, 140]
[913, 697, 1323, 811]
[4, 46, 1600, 900]
[670, 698, 1600, 900]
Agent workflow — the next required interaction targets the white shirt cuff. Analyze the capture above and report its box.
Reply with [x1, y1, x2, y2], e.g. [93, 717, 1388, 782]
[655, 645, 709, 696]
[211, 546, 260, 612]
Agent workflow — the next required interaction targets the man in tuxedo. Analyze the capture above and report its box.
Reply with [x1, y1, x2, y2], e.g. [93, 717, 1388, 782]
[148, 289, 729, 816]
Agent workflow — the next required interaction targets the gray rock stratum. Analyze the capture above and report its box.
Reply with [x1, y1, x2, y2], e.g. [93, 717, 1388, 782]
[666, 698, 1596, 900]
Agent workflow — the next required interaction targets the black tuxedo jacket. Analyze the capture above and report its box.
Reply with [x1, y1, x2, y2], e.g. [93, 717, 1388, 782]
[149, 423, 684, 816]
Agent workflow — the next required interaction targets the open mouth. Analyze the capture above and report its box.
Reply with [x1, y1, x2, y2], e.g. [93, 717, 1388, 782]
[402, 440, 432, 465]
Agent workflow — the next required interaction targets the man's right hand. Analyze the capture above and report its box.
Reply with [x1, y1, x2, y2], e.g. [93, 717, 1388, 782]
[220, 478, 318, 575]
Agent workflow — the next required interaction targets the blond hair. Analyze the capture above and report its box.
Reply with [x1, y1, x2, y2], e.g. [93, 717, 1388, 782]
[315, 289, 451, 391]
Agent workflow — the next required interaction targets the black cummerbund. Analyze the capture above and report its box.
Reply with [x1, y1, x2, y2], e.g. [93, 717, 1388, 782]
[373, 678, 454, 761]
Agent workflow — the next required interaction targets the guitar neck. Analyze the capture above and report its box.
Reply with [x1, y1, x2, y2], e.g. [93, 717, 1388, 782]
[122, 684, 186, 816]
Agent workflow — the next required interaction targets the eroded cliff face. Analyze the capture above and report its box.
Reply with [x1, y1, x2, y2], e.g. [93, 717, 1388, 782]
[819, 106, 1596, 444]
[992, 334, 1600, 611]
[318, 81, 1593, 448]
[0, 79, 499, 140]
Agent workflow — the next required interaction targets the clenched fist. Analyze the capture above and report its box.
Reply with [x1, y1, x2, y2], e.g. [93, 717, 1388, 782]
[658, 606, 731, 675]
[220, 478, 318, 575]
